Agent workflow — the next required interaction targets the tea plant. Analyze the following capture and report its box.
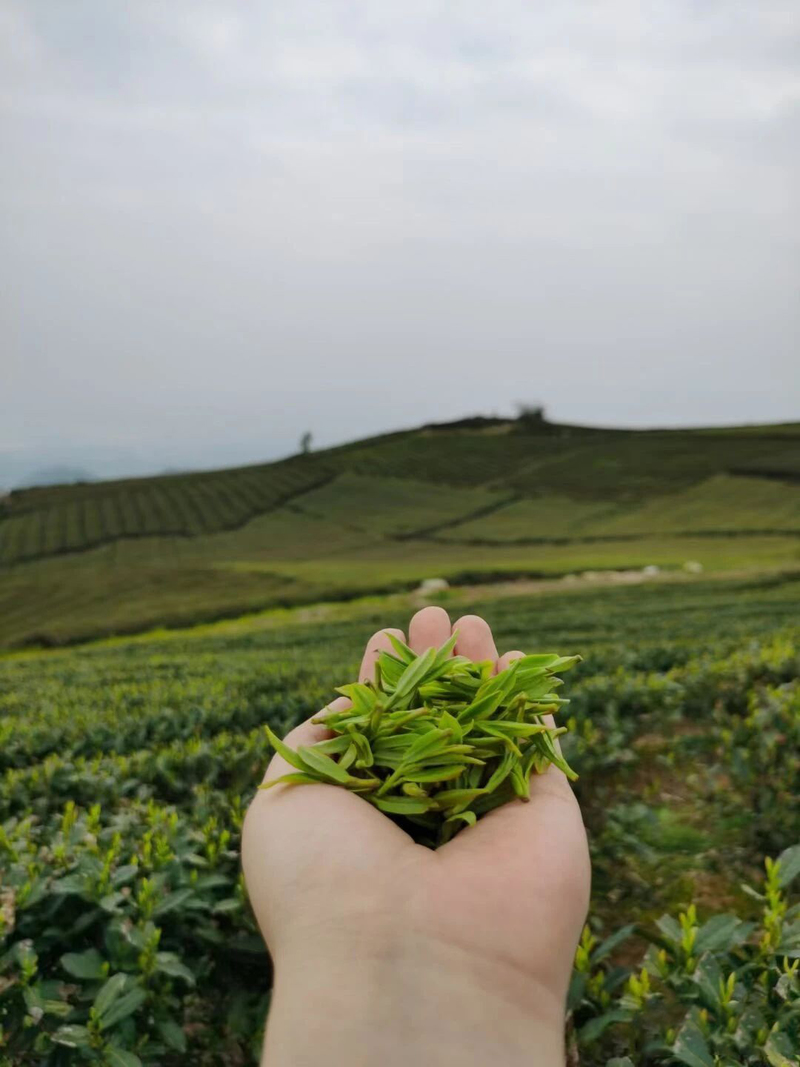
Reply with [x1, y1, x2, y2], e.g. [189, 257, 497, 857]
[0, 577, 797, 1063]
[570, 844, 800, 1066]
[713, 681, 800, 854]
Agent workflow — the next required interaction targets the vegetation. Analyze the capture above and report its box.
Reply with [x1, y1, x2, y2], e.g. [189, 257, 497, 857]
[1, 416, 799, 1060]
[437, 475, 800, 542]
[263, 635, 580, 846]
[1, 417, 798, 648]
[1, 573, 798, 1064]
[0, 456, 330, 564]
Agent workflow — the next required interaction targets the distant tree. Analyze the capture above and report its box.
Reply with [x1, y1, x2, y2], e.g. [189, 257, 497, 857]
[300, 431, 313, 454]
[515, 403, 549, 433]
[516, 402, 546, 424]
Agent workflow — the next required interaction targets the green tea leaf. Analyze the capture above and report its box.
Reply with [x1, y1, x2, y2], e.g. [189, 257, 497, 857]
[312, 735, 352, 756]
[432, 788, 486, 808]
[457, 690, 506, 723]
[373, 796, 432, 814]
[157, 1018, 188, 1053]
[764, 1031, 799, 1067]
[154, 953, 195, 985]
[438, 709, 463, 744]
[93, 973, 129, 1017]
[515, 653, 563, 669]
[592, 924, 636, 963]
[52, 1025, 92, 1049]
[578, 1009, 633, 1044]
[264, 725, 307, 771]
[105, 1046, 143, 1067]
[672, 1018, 714, 1067]
[98, 986, 147, 1029]
[509, 764, 530, 800]
[153, 888, 195, 917]
[694, 914, 748, 953]
[376, 707, 429, 734]
[404, 765, 468, 783]
[296, 744, 357, 784]
[403, 727, 453, 764]
[61, 948, 106, 980]
[334, 682, 379, 715]
[483, 749, 516, 793]
[776, 844, 800, 888]
[444, 810, 477, 828]
[430, 632, 458, 669]
[260, 772, 326, 790]
[385, 631, 417, 664]
[532, 729, 578, 780]
[339, 743, 357, 770]
[375, 650, 406, 688]
[347, 729, 374, 768]
[384, 646, 438, 709]
[480, 720, 550, 737]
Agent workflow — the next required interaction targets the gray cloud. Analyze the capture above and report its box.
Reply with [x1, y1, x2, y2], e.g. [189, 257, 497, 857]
[1, 0, 798, 482]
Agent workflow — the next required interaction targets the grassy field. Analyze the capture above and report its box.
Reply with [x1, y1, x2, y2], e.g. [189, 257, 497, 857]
[1, 417, 799, 649]
[1, 573, 798, 1065]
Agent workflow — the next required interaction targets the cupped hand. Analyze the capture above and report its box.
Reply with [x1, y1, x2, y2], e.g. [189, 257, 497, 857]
[242, 607, 590, 1066]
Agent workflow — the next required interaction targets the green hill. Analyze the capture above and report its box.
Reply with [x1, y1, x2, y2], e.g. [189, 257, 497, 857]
[1, 415, 799, 647]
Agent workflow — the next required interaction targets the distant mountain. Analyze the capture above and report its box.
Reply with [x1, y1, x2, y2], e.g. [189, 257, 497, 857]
[15, 466, 94, 489]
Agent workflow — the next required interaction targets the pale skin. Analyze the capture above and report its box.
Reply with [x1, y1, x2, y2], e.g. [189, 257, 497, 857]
[241, 607, 591, 1066]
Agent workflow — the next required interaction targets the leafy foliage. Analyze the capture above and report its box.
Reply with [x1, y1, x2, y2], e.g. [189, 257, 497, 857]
[709, 682, 800, 854]
[0, 577, 798, 1063]
[1, 417, 799, 649]
[0, 457, 332, 566]
[264, 634, 579, 845]
[570, 846, 800, 1065]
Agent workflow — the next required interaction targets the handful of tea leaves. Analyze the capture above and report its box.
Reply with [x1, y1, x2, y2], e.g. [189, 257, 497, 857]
[262, 633, 580, 847]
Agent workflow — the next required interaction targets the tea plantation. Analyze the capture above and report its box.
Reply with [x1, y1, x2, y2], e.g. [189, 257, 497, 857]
[2, 416, 799, 649]
[1, 573, 798, 1065]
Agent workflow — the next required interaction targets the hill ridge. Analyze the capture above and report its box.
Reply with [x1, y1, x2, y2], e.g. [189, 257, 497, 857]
[2, 415, 800, 569]
[2, 414, 799, 648]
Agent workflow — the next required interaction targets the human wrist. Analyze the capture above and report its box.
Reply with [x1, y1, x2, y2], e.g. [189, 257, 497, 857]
[262, 933, 566, 1067]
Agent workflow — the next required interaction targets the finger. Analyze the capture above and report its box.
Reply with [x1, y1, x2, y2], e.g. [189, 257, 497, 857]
[262, 695, 350, 785]
[359, 627, 405, 683]
[408, 606, 452, 655]
[452, 614, 498, 663]
[496, 648, 524, 674]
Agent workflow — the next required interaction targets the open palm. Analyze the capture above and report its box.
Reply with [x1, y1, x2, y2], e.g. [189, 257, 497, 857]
[242, 606, 590, 1021]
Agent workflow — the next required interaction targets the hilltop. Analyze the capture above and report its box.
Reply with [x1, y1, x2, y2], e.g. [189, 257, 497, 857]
[1, 414, 798, 647]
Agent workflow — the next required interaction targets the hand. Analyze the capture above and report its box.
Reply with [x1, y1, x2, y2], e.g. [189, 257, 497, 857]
[242, 607, 591, 1066]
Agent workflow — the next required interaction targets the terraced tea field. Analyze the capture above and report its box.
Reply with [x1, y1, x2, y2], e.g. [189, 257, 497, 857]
[1, 417, 799, 649]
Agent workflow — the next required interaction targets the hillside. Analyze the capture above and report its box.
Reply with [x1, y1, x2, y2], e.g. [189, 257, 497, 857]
[1, 415, 799, 647]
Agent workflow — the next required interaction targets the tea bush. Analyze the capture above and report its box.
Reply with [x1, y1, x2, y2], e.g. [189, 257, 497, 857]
[1, 576, 798, 1064]
[571, 846, 800, 1065]
[712, 682, 800, 854]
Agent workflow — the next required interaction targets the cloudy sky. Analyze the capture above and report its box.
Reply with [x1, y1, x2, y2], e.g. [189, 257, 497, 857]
[2, 1, 798, 484]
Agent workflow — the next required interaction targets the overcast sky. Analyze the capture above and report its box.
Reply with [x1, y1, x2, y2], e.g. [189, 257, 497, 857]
[2, 0, 798, 484]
